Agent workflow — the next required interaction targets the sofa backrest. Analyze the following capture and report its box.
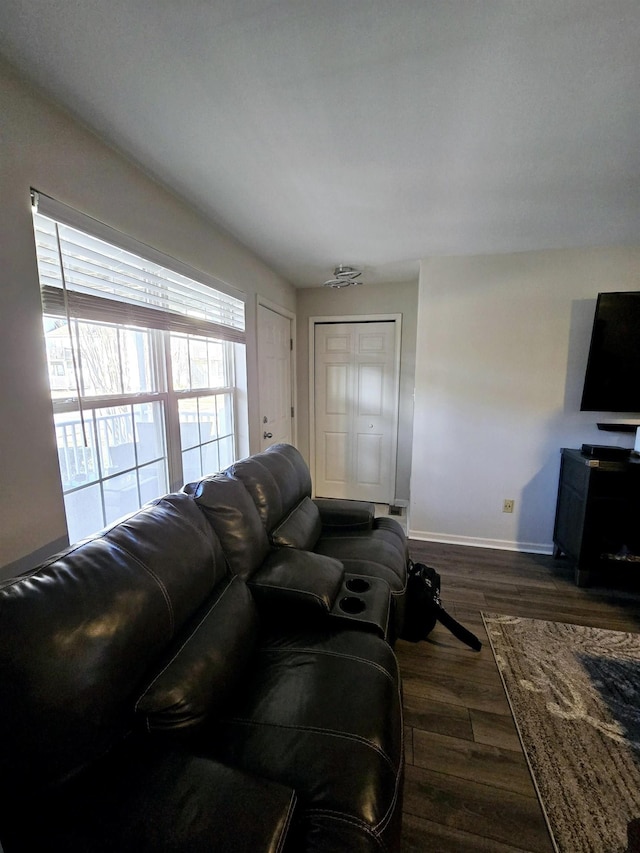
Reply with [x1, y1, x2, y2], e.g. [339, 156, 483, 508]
[225, 443, 315, 535]
[183, 473, 271, 580]
[258, 443, 313, 505]
[0, 493, 231, 799]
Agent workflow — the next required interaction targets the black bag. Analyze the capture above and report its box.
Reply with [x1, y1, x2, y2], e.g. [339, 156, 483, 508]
[401, 561, 482, 651]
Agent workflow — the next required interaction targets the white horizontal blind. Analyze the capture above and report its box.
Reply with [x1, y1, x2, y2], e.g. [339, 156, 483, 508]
[32, 202, 245, 343]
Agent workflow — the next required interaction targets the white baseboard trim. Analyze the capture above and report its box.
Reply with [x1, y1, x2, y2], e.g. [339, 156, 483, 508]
[407, 529, 554, 556]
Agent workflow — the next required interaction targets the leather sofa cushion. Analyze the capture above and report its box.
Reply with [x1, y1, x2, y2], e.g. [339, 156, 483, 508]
[0, 493, 223, 797]
[265, 443, 313, 495]
[211, 628, 403, 851]
[226, 456, 284, 531]
[5, 742, 297, 853]
[136, 576, 258, 735]
[254, 444, 312, 515]
[107, 493, 229, 629]
[248, 549, 344, 613]
[270, 496, 322, 550]
[227, 444, 312, 533]
[187, 474, 270, 580]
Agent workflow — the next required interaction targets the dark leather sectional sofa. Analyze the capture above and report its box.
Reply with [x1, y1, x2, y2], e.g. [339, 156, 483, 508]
[0, 444, 409, 853]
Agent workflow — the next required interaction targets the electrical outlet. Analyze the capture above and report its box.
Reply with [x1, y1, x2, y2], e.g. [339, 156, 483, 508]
[503, 499, 514, 513]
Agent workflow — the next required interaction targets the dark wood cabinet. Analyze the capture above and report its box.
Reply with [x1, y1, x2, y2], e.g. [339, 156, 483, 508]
[553, 448, 640, 586]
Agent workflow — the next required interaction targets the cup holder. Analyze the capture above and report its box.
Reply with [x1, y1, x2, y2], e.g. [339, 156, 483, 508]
[345, 577, 370, 594]
[339, 596, 366, 615]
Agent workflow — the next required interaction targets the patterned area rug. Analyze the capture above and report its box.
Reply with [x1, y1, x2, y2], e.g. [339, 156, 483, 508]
[483, 614, 640, 853]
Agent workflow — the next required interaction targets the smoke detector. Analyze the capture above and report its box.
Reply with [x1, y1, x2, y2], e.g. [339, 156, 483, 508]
[323, 265, 363, 288]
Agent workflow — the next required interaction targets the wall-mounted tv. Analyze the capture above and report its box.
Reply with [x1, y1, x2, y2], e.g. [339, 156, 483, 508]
[581, 291, 640, 413]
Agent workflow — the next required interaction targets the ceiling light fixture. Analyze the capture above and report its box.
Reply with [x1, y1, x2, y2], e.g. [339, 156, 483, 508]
[323, 265, 363, 288]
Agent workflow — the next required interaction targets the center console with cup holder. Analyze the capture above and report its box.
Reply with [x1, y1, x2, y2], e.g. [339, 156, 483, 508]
[330, 574, 392, 640]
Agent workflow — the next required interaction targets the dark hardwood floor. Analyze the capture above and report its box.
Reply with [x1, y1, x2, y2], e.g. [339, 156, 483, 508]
[397, 540, 640, 852]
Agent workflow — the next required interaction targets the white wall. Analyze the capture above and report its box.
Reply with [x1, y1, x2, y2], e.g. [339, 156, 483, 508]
[0, 58, 295, 573]
[410, 248, 640, 552]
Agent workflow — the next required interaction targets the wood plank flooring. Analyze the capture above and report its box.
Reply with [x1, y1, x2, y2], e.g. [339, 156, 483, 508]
[397, 541, 640, 852]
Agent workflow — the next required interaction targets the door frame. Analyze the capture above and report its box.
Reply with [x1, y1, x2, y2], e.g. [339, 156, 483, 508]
[309, 313, 402, 502]
[257, 296, 297, 448]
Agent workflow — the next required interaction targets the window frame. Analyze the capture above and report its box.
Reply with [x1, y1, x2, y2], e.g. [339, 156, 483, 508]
[33, 191, 248, 542]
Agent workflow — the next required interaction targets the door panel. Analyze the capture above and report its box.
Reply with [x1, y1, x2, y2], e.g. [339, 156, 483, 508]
[326, 364, 348, 413]
[258, 305, 293, 450]
[359, 364, 384, 414]
[356, 432, 384, 485]
[324, 432, 348, 483]
[314, 321, 398, 502]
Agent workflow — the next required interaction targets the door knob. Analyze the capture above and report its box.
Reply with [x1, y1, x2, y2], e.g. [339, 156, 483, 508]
[264, 431, 273, 439]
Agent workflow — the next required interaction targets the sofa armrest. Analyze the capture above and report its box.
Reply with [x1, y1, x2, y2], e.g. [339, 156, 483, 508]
[4, 744, 296, 853]
[248, 549, 344, 614]
[313, 498, 375, 532]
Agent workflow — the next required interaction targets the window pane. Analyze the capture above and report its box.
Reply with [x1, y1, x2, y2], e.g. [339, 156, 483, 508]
[55, 410, 99, 488]
[198, 396, 217, 441]
[94, 406, 135, 474]
[120, 328, 154, 393]
[201, 441, 220, 476]
[64, 484, 104, 543]
[45, 317, 158, 399]
[189, 338, 209, 389]
[217, 393, 233, 437]
[78, 321, 122, 395]
[178, 392, 236, 482]
[181, 446, 201, 486]
[207, 340, 225, 387]
[103, 471, 140, 526]
[134, 402, 165, 464]
[218, 435, 235, 470]
[178, 399, 200, 449]
[170, 333, 230, 393]
[138, 460, 168, 505]
[44, 318, 77, 399]
[170, 334, 190, 391]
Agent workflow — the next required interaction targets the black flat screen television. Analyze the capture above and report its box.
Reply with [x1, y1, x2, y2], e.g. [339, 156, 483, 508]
[581, 291, 640, 413]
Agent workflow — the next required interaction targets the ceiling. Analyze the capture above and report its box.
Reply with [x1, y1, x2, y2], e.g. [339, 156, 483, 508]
[1, 1, 639, 288]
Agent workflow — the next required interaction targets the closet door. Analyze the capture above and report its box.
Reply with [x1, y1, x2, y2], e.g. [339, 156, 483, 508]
[314, 321, 398, 503]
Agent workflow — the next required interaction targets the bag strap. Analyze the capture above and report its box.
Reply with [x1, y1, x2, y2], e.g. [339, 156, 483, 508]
[434, 603, 482, 652]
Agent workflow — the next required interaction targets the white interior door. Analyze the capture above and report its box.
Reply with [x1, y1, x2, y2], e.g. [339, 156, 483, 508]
[314, 321, 399, 502]
[258, 304, 293, 450]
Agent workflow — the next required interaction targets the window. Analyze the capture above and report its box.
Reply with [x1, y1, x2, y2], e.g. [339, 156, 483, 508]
[32, 192, 247, 544]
